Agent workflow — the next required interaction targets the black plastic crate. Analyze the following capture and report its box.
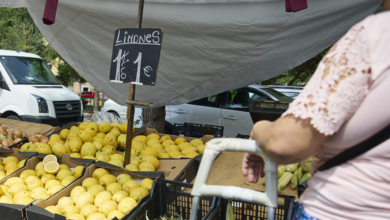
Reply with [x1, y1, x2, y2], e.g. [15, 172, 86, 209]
[220, 193, 295, 220]
[201, 125, 224, 138]
[236, 133, 250, 139]
[185, 123, 204, 138]
[172, 123, 188, 136]
[128, 179, 221, 220]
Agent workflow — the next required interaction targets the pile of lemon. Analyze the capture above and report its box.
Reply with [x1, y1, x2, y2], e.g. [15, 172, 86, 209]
[0, 155, 84, 205]
[44, 167, 153, 220]
[0, 156, 28, 179]
[19, 121, 132, 168]
[124, 133, 205, 172]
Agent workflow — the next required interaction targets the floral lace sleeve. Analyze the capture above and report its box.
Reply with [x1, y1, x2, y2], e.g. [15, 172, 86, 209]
[282, 23, 372, 136]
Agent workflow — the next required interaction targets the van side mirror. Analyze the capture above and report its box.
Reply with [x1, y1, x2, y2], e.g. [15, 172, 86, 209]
[55, 75, 59, 80]
[0, 79, 10, 91]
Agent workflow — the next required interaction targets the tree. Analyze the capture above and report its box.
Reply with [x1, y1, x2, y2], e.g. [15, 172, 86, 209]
[261, 48, 330, 86]
[142, 107, 166, 133]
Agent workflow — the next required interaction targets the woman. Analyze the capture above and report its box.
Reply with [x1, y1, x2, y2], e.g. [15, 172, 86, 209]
[242, 1, 390, 219]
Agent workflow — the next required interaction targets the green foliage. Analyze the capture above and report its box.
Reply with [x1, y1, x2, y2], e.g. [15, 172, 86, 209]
[0, 7, 85, 87]
[262, 48, 330, 86]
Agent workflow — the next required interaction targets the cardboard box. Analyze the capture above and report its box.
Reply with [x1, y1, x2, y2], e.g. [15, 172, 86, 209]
[0, 153, 92, 220]
[26, 163, 165, 220]
[0, 118, 60, 136]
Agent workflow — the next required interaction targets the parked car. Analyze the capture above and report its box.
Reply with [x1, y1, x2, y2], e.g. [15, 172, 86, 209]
[101, 85, 293, 137]
[100, 99, 143, 128]
[268, 85, 303, 99]
[80, 91, 95, 98]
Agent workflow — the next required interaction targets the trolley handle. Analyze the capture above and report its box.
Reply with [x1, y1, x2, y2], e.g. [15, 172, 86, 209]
[191, 138, 278, 208]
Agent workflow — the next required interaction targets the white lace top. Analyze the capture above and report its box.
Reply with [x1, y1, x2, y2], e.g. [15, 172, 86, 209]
[283, 11, 390, 219]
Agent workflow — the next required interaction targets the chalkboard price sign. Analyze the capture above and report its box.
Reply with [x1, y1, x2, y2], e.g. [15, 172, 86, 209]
[109, 28, 163, 85]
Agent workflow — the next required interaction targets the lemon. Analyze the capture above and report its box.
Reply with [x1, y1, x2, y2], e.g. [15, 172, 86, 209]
[99, 200, 118, 216]
[82, 156, 96, 160]
[129, 156, 140, 166]
[56, 169, 73, 182]
[160, 135, 171, 142]
[36, 169, 47, 178]
[178, 142, 192, 151]
[6, 167, 19, 176]
[168, 150, 183, 158]
[0, 165, 4, 171]
[139, 166, 155, 172]
[139, 155, 159, 169]
[85, 126, 98, 137]
[71, 153, 82, 158]
[92, 142, 103, 151]
[110, 122, 121, 129]
[165, 145, 180, 152]
[116, 174, 132, 186]
[75, 192, 95, 209]
[40, 174, 55, 185]
[95, 132, 106, 138]
[30, 187, 49, 200]
[158, 153, 170, 159]
[9, 183, 27, 196]
[162, 140, 175, 148]
[62, 175, 76, 186]
[67, 213, 86, 220]
[47, 184, 63, 196]
[73, 165, 84, 178]
[106, 183, 122, 195]
[13, 196, 33, 205]
[102, 136, 118, 148]
[87, 213, 106, 220]
[119, 122, 127, 133]
[59, 129, 70, 140]
[181, 146, 197, 155]
[190, 139, 203, 147]
[98, 121, 111, 133]
[34, 142, 52, 154]
[5, 161, 18, 171]
[184, 152, 200, 158]
[146, 139, 160, 147]
[45, 179, 61, 189]
[87, 184, 105, 197]
[43, 155, 57, 166]
[131, 149, 140, 157]
[110, 154, 124, 162]
[118, 197, 137, 214]
[80, 204, 98, 219]
[99, 174, 116, 188]
[175, 137, 187, 145]
[122, 180, 140, 194]
[58, 197, 74, 209]
[79, 122, 90, 130]
[196, 144, 206, 154]
[69, 136, 83, 153]
[82, 177, 98, 189]
[20, 142, 36, 152]
[50, 134, 62, 142]
[149, 143, 164, 150]
[17, 160, 26, 169]
[0, 196, 13, 204]
[130, 187, 149, 201]
[0, 173, 6, 180]
[107, 210, 124, 220]
[26, 178, 44, 191]
[59, 164, 71, 171]
[87, 122, 99, 131]
[45, 205, 61, 214]
[48, 139, 64, 147]
[133, 135, 147, 144]
[108, 159, 124, 168]
[20, 169, 37, 179]
[71, 186, 87, 202]
[140, 178, 154, 191]
[94, 191, 112, 207]
[92, 168, 109, 181]
[61, 205, 80, 216]
[35, 162, 45, 172]
[14, 191, 30, 199]
[101, 145, 115, 156]
[95, 151, 110, 163]
[112, 191, 129, 204]
[140, 147, 159, 158]
[3, 156, 20, 166]
[52, 143, 68, 156]
[80, 142, 97, 157]
[77, 131, 93, 143]
[125, 164, 139, 171]
[45, 161, 60, 174]
[138, 161, 155, 169]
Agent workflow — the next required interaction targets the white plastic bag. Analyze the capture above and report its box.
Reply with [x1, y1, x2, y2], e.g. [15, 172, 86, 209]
[90, 112, 126, 124]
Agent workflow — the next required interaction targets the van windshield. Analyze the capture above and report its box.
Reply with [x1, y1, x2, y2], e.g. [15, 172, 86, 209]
[0, 56, 60, 85]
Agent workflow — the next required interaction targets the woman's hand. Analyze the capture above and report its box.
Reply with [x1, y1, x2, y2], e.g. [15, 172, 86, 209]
[242, 153, 265, 183]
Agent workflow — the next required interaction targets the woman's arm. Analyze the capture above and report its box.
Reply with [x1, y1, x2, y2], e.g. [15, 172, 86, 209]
[251, 115, 328, 164]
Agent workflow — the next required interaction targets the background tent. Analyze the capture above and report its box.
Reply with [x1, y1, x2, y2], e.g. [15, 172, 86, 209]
[0, 0, 380, 107]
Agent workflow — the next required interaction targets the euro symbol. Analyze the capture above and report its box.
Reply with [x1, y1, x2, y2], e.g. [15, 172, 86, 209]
[143, 66, 153, 77]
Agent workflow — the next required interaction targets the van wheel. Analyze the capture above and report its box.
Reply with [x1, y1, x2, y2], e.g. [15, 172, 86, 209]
[7, 115, 21, 121]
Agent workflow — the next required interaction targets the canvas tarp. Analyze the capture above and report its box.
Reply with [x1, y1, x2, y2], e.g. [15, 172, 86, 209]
[0, 0, 379, 107]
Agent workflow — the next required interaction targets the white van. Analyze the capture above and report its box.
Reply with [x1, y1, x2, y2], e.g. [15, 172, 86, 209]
[0, 50, 83, 126]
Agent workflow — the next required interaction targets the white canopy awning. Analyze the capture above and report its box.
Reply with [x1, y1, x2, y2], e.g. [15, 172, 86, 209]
[1, 0, 379, 107]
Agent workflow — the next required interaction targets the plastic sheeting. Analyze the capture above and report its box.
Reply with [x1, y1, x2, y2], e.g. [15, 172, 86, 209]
[0, 0, 379, 107]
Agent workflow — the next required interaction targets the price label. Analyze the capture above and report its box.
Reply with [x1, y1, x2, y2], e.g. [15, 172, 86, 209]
[109, 28, 163, 85]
